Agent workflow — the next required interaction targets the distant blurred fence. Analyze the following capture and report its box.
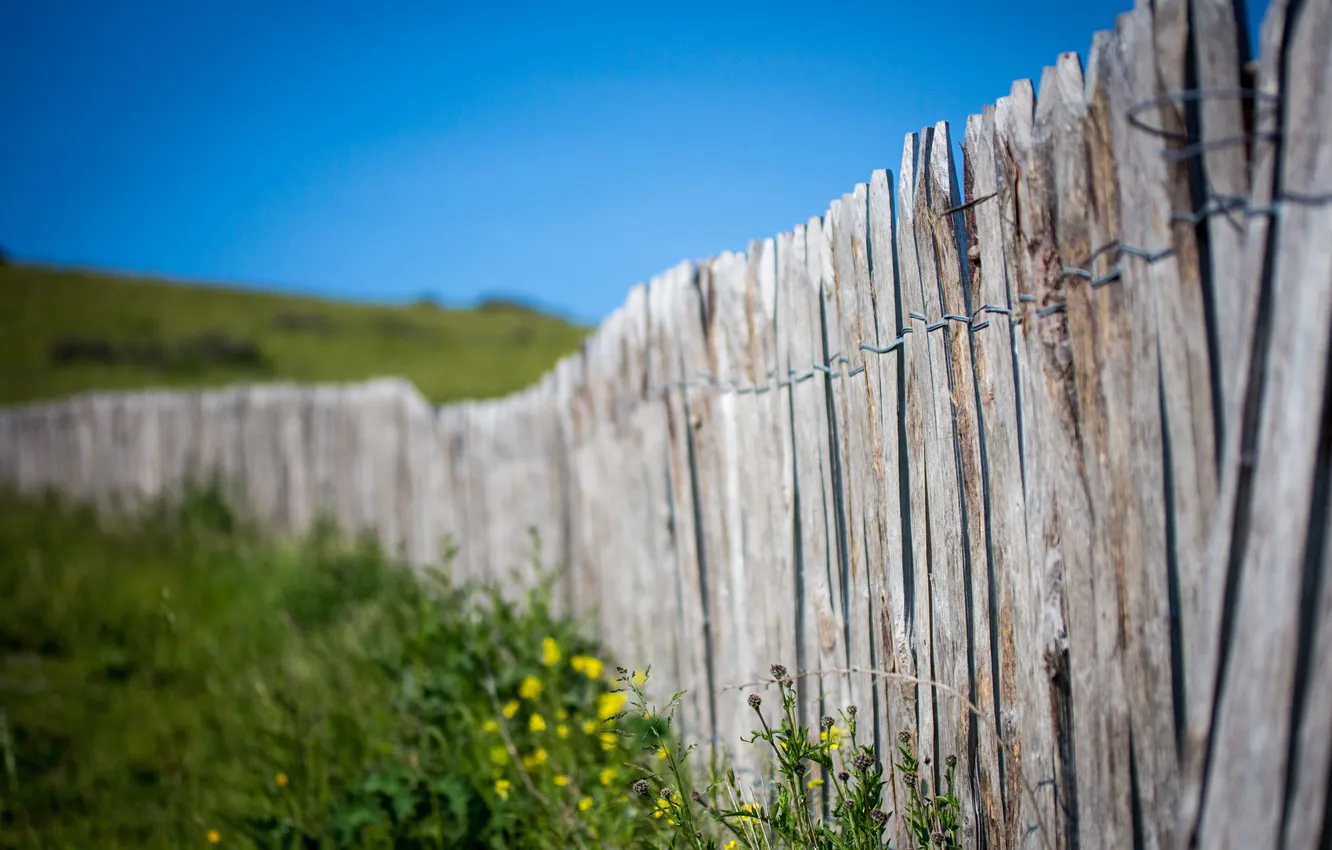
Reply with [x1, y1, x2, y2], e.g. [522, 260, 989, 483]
[2, 2, 1329, 847]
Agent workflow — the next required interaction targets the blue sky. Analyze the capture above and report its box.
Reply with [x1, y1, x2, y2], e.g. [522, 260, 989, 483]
[3, 0, 1268, 324]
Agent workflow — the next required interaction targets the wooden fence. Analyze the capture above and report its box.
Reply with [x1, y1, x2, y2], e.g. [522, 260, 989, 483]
[2, 0, 1328, 846]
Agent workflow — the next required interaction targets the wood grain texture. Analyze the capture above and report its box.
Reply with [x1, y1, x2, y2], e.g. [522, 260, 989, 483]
[924, 122, 1004, 847]
[803, 215, 852, 747]
[910, 125, 978, 829]
[1084, 28, 1185, 850]
[866, 168, 915, 850]
[826, 192, 875, 743]
[1181, 2, 1290, 831]
[740, 237, 798, 748]
[992, 82, 1069, 850]
[964, 106, 1031, 848]
[1196, 0, 1332, 844]
[648, 262, 712, 741]
[895, 133, 939, 790]
[1032, 51, 1139, 850]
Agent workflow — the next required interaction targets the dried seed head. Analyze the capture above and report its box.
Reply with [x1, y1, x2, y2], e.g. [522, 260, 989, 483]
[781, 677, 794, 689]
[837, 770, 851, 783]
[903, 771, 918, 788]
[847, 705, 858, 717]
[691, 790, 703, 802]
[795, 760, 808, 775]
[660, 786, 672, 800]
[869, 808, 888, 826]
[770, 664, 788, 680]
[933, 831, 948, 846]
[632, 779, 650, 797]
[748, 693, 762, 710]
[898, 731, 911, 745]
[946, 754, 958, 768]
[616, 666, 629, 675]
[852, 753, 875, 773]
[821, 715, 835, 730]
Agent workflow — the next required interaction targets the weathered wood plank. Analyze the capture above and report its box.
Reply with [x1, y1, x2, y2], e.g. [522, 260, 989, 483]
[866, 167, 915, 850]
[1030, 51, 1137, 850]
[803, 215, 851, 748]
[895, 133, 939, 791]
[992, 82, 1069, 849]
[1189, 0, 1251, 440]
[1196, 0, 1332, 844]
[1181, 3, 1291, 830]
[1083, 27, 1183, 850]
[650, 261, 712, 741]
[826, 192, 875, 744]
[924, 122, 1004, 846]
[964, 107, 1028, 848]
[910, 125, 976, 824]
[1139, 0, 1223, 734]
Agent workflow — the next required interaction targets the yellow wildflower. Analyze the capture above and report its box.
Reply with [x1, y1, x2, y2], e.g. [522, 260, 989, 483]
[519, 675, 544, 700]
[495, 779, 512, 800]
[820, 724, 844, 751]
[555, 707, 569, 720]
[482, 719, 499, 733]
[599, 766, 617, 786]
[654, 798, 670, 819]
[502, 700, 519, 719]
[275, 771, 288, 788]
[596, 691, 627, 720]
[725, 842, 738, 850]
[530, 713, 547, 732]
[542, 637, 561, 666]
[599, 731, 618, 751]
[556, 724, 569, 739]
[656, 747, 669, 760]
[554, 774, 570, 787]
[583, 719, 600, 735]
[572, 655, 605, 679]
[207, 829, 221, 844]
[632, 670, 648, 686]
[522, 748, 549, 769]
[578, 796, 594, 812]
[807, 777, 824, 788]
[490, 746, 509, 766]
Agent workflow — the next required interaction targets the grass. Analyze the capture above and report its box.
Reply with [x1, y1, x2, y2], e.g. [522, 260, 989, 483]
[0, 490, 667, 849]
[0, 263, 589, 407]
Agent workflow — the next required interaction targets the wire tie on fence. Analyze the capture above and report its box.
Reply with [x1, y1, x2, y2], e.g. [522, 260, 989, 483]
[1126, 87, 1278, 145]
[860, 336, 907, 355]
[1062, 267, 1093, 281]
[1119, 244, 1175, 263]
[926, 320, 948, 332]
[1019, 294, 1036, 303]
[755, 385, 771, 394]
[909, 311, 928, 322]
[1036, 302, 1067, 318]
[971, 320, 992, 331]
[1090, 265, 1123, 288]
[941, 192, 997, 217]
[944, 313, 970, 324]
[848, 365, 866, 378]
[813, 364, 832, 374]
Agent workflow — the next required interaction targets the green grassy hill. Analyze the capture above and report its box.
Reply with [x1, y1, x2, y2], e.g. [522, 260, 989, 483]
[0, 264, 589, 406]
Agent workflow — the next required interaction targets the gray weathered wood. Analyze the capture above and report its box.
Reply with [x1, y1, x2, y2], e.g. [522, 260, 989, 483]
[964, 106, 1030, 848]
[866, 167, 915, 850]
[895, 134, 940, 790]
[1195, 0, 1332, 844]
[924, 122, 1004, 846]
[826, 192, 875, 746]
[992, 81, 1068, 849]
[910, 124, 977, 827]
